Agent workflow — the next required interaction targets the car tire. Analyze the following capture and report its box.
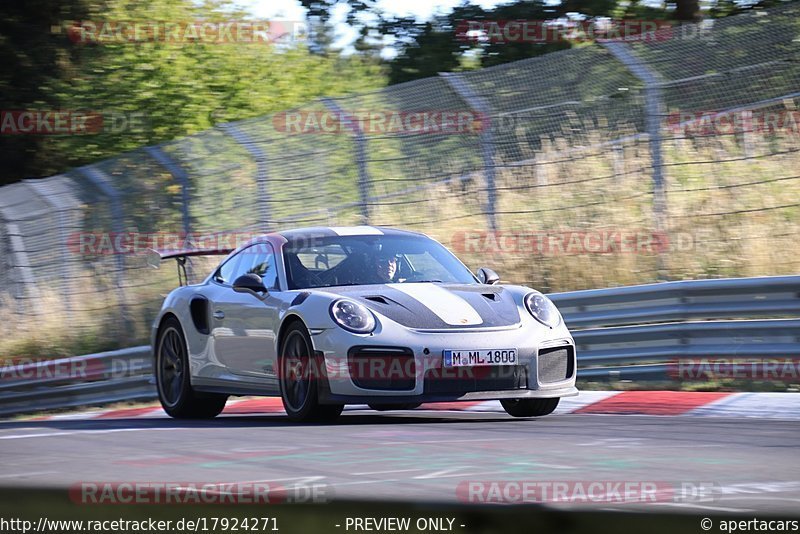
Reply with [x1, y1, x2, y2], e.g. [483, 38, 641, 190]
[156, 317, 228, 419]
[279, 322, 344, 423]
[368, 403, 423, 411]
[500, 397, 560, 417]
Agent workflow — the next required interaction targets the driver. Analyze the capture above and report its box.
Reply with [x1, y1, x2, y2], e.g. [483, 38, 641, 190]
[370, 251, 398, 283]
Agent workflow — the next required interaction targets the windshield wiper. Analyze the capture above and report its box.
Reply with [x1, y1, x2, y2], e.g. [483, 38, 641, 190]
[404, 279, 443, 283]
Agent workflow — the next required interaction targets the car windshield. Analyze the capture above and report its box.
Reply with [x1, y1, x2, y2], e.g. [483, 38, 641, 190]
[283, 234, 478, 289]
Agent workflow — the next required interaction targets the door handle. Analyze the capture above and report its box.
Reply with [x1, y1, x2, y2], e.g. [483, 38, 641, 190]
[213, 310, 225, 320]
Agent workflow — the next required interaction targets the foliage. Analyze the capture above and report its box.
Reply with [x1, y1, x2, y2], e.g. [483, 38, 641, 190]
[0, 0, 387, 185]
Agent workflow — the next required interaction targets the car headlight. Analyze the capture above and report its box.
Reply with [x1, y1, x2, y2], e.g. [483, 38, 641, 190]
[330, 299, 376, 334]
[524, 293, 561, 328]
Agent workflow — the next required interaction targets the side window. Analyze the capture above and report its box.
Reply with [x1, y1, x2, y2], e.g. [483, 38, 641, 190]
[234, 243, 279, 290]
[215, 254, 242, 285]
[295, 244, 347, 271]
[213, 243, 278, 289]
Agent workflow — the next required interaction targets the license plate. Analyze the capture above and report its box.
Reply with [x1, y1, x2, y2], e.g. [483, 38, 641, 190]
[443, 349, 518, 367]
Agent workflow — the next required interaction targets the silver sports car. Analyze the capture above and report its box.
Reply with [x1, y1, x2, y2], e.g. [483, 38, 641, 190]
[151, 226, 578, 422]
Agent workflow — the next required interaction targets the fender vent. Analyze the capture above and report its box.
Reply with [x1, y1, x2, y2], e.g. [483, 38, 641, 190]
[190, 298, 210, 335]
[291, 292, 310, 306]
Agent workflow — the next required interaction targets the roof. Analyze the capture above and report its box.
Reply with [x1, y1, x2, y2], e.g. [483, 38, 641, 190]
[277, 226, 424, 241]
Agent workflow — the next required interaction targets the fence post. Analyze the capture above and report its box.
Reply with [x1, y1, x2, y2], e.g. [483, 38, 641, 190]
[0, 221, 44, 317]
[600, 41, 668, 279]
[144, 146, 195, 279]
[440, 72, 498, 233]
[144, 146, 192, 239]
[218, 123, 272, 232]
[321, 98, 371, 225]
[78, 166, 129, 341]
[23, 179, 79, 323]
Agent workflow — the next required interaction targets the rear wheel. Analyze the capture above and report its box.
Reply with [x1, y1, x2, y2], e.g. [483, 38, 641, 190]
[368, 403, 422, 411]
[279, 322, 343, 423]
[156, 317, 228, 419]
[501, 397, 560, 417]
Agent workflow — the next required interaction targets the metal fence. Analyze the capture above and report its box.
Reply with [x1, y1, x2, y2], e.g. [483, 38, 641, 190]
[1, 275, 796, 416]
[1, 5, 799, 344]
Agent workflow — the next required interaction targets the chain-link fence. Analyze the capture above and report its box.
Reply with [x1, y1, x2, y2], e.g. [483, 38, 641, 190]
[1, 4, 799, 347]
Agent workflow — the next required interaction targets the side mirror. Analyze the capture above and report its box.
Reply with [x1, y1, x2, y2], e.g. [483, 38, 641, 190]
[477, 267, 500, 285]
[233, 273, 267, 296]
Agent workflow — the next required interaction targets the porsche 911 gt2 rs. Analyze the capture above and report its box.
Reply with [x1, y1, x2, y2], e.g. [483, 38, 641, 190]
[151, 226, 577, 422]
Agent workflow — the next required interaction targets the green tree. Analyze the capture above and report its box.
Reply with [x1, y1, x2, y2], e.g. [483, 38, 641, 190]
[297, 0, 791, 85]
[0, 0, 92, 183]
[0, 0, 387, 185]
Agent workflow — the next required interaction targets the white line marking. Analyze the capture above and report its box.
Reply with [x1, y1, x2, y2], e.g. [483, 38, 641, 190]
[416, 471, 496, 479]
[413, 467, 496, 480]
[0, 428, 173, 440]
[511, 462, 576, 470]
[327, 479, 399, 487]
[0, 471, 57, 479]
[219, 476, 326, 486]
[379, 437, 510, 445]
[650, 502, 755, 513]
[718, 496, 800, 503]
[353, 468, 425, 476]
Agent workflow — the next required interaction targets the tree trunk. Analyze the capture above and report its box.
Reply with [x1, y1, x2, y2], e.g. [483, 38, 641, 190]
[675, 0, 701, 21]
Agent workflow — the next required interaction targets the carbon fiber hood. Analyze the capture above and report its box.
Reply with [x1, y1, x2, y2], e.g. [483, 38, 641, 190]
[320, 283, 521, 330]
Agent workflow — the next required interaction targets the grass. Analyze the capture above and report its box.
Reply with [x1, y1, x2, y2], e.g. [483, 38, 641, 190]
[384, 122, 800, 293]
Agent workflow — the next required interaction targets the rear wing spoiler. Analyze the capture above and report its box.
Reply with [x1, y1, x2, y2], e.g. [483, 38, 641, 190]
[147, 247, 234, 286]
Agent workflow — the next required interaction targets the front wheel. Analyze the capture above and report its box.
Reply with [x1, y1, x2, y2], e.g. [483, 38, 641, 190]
[279, 322, 343, 423]
[156, 317, 228, 419]
[501, 397, 560, 417]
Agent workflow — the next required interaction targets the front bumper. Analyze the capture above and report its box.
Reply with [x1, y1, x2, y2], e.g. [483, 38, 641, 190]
[319, 385, 580, 404]
[311, 318, 578, 404]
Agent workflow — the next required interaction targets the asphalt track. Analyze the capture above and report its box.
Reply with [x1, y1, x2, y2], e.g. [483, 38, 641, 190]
[0, 409, 798, 514]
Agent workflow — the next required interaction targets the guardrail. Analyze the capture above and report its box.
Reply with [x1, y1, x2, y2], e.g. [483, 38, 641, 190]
[550, 275, 800, 380]
[1, 275, 798, 416]
[549, 275, 800, 328]
[0, 347, 154, 417]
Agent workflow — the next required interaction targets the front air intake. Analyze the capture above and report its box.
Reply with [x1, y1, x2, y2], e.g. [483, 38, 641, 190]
[537, 345, 574, 384]
[347, 346, 416, 391]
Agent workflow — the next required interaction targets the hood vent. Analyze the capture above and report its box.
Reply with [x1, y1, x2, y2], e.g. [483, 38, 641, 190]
[482, 293, 498, 301]
[364, 295, 389, 305]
